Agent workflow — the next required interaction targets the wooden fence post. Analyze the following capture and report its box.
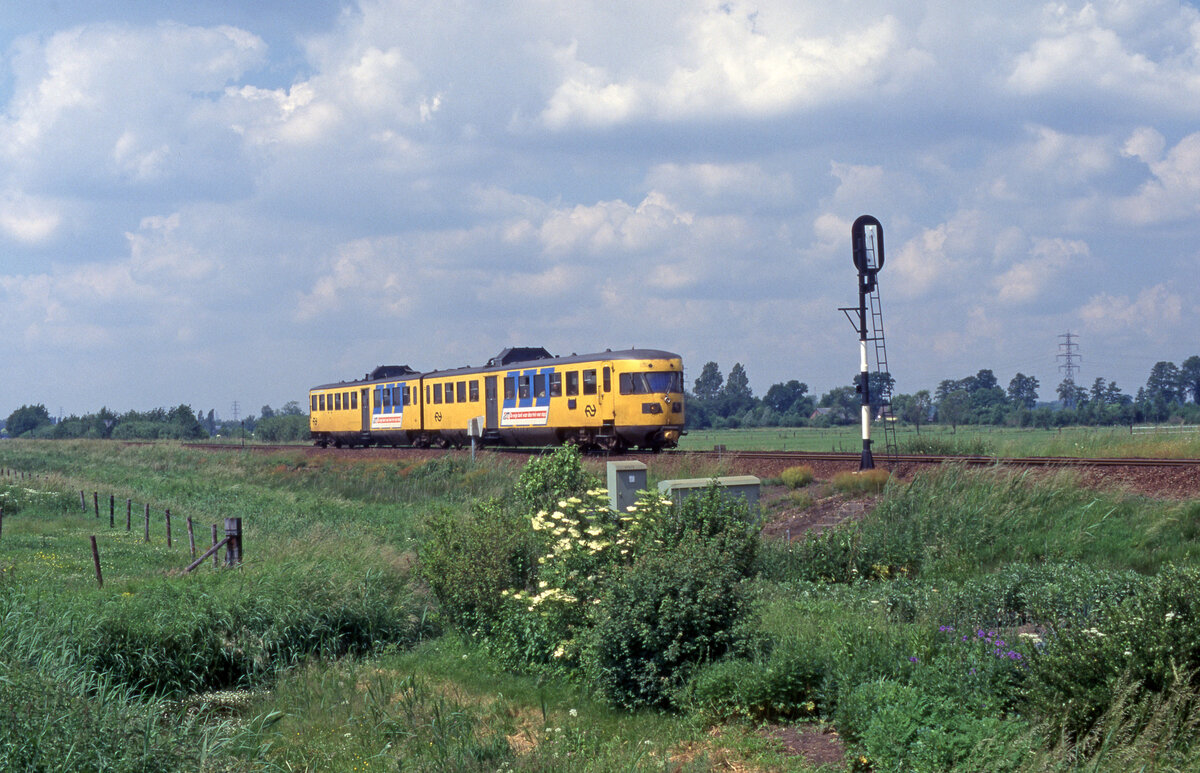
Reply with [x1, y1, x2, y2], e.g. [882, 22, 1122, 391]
[165, 509, 172, 548]
[1, 504, 4, 541]
[211, 524, 219, 568]
[93, 492, 99, 518]
[90, 536, 103, 588]
[144, 503, 150, 543]
[224, 518, 242, 566]
[109, 495, 115, 528]
[80, 490, 86, 512]
[187, 516, 196, 559]
[126, 499, 132, 531]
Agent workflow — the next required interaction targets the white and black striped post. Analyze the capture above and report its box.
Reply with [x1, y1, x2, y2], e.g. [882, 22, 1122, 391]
[850, 215, 885, 471]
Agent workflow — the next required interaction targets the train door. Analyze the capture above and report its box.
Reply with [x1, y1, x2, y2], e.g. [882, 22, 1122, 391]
[485, 376, 498, 429]
[360, 388, 370, 434]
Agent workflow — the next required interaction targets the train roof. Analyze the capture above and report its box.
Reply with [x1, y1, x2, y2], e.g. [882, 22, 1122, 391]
[309, 347, 681, 390]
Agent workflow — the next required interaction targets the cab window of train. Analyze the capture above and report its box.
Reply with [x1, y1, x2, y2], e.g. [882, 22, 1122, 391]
[504, 377, 516, 400]
[433, 384, 442, 404]
[603, 367, 611, 392]
[566, 372, 579, 396]
[519, 375, 530, 400]
[583, 369, 597, 395]
[622, 371, 685, 395]
[469, 381, 479, 402]
[549, 373, 562, 397]
[457, 381, 467, 402]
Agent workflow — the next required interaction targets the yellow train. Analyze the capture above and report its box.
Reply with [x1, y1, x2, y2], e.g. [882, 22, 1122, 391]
[308, 347, 685, 452]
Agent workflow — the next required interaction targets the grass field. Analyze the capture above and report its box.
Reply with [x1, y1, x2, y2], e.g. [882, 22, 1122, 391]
[679, 423, 1200, 457]
[2, 438, 1200, 771]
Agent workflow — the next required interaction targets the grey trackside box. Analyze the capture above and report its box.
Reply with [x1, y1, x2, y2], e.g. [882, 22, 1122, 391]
[656, 476, 761, 508]
[606, 460, 647, 513]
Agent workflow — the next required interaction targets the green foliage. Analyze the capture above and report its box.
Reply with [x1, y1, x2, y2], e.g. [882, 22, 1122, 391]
[0, 655, 251, 772]
[779, 465, 814, 488]
[4, 403, 51, 437]
[1028, 566, 1200, 741]
[585, 533, 753, 709]
[254, 413, 310, 442]
[418, 498, 536, 634]
[831, 469, 890, 495]
[514, 445, 596, 513]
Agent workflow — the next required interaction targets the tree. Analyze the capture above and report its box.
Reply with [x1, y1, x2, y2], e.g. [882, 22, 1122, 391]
[938, 390, 970, 433]
[894, 390, 932, 435]
[5, 404, 51, 437]
[693, 362, 724, 401]
[260, 404, 276, 419]
[1007, 373, 1040, 410]
[722, 363, 753, 403]
[853, 371, 895, 411]
[1056, 378, 1086, 409]
[1146, 361, 1182, 405]
[1181, 356, 1200, 404]
[763, 380, 809, 414]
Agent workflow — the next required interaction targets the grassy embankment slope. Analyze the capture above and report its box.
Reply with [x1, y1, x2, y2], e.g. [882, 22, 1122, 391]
[1, 437, 1200, 771]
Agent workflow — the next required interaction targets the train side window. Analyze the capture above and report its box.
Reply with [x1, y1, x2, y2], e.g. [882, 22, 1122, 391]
[426, 386, 430, 404]
[318, 394, 325, 411]
[469, 381, 479, 402]
[603, 367, 611, 392]
[334, 393, 342, 411]
[534, 374, 547, 398]
[504, 377, 516, 400]
[433, 384, 442, 404]
[382, 389, 391, 409]
[351, 392, 358, 410]
[549, 373, 562, 397]
[583, 369, 597, 395]
[404, 386, 411, 406]
[457, 381, 466, 402]
[311, 395, 318, 412]
[445, 383, 454, 404]
[566, 372, 579, 396]
[519, 375, 530, 400]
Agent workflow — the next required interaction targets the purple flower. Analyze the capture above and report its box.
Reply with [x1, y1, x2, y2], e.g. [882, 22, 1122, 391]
[909, 656, 920, 663]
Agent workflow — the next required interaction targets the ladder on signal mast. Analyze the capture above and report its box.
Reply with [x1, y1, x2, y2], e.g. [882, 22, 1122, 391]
[860, 239, 899, 462]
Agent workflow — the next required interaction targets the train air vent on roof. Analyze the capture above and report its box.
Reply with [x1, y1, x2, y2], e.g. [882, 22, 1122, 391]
[486, 347, 553, 367]
[370, 365, 416, 380]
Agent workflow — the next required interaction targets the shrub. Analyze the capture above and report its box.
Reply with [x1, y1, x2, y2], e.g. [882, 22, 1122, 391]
[513, 446, 595, 513]
[780, 465, 815, 489]
[418, 499, 536, 634]
[831, 469, 890, 495]
[584, 533, 753, 709]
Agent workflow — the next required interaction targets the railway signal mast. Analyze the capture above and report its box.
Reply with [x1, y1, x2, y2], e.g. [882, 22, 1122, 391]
[842, 215, 886, 471]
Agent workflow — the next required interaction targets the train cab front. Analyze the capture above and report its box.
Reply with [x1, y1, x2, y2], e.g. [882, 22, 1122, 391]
[615, 356, 686, 451]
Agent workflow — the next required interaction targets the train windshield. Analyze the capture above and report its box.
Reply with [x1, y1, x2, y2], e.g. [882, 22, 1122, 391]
[619, 371, 683, 395]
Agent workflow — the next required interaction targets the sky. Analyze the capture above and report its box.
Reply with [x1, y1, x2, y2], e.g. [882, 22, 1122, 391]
[2, 0, 1200, 420]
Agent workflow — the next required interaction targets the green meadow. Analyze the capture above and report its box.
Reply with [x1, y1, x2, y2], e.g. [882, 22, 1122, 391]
[1, 437, 1200, 772]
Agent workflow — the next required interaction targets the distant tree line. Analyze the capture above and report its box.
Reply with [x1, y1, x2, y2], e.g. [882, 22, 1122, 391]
[685, 355, 1200, 431]
[2, 401, 309, 441]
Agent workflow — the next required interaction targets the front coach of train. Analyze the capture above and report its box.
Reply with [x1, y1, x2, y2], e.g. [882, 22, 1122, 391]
[612, 351, 686, 451]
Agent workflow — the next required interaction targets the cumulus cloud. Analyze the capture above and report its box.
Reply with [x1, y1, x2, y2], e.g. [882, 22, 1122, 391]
[994, 237, 1089, 304]
[539, 4, 930, 128]
[1079, 284, 1184, 340]
[1115, 131, 1200, 224]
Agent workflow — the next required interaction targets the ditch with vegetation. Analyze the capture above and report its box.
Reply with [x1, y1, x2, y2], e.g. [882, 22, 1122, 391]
[2, 438, 1200, 771]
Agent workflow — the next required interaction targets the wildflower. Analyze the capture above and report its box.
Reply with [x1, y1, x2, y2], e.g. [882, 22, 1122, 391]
[569, 708, 578, 717]
[908, 656, 919, 663]
[1166, 612, 1177, 622]
[539, 580, 548, 588]
[586, 526, 604, 537]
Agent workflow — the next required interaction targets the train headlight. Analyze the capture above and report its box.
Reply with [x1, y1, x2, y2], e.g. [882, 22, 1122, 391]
[641, 402, 663, 414]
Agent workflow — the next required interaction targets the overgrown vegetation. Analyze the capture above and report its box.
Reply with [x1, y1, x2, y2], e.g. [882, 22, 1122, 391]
[4, 439, 1200, 771]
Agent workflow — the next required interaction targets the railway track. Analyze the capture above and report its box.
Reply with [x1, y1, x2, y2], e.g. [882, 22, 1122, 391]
[179, 441, 1198, 468]
[676, 449, 1200, 468]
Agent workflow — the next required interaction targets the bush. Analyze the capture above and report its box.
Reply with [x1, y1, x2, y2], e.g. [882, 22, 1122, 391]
[418, 499, 535, 634]
[780, 465, 815, 489]
[513, 446, 596, 514]
[584, 533, 753, 709]
[831, 469, 890, 495]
